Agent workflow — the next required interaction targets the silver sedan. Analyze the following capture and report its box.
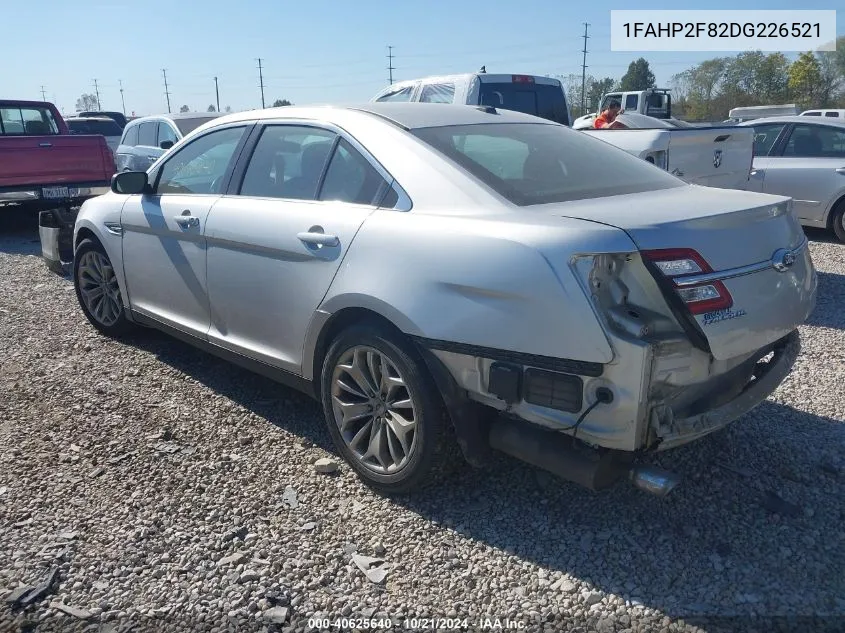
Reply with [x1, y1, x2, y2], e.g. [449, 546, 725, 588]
[741, 116, 845, 241]
[71, 103, 816, 496]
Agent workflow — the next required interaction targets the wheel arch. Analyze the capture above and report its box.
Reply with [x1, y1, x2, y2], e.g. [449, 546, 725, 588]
[825, 191, 845, 229]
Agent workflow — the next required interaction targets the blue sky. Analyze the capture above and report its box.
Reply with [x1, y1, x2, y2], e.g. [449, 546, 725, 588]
[5, 0, 842, 116]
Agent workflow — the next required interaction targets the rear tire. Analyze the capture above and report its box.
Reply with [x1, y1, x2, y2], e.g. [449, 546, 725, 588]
[831, 201, 845, 243]
[73, 238, 134, 337]
[320, 324, 448, 494]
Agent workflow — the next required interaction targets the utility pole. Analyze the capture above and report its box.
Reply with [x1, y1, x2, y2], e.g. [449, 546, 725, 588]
[93, 79, 101, 110]
[256, 59, 266, 108]
[387, 46, 395, 85]
[214, 76, 220, 112]
[40, 86, 47, 101]
[119, 79, 126, 115]
[580, 23, 590, 116]
[161, 69, 171, 113]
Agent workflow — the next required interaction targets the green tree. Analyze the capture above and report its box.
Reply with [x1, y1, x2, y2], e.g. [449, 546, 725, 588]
[755, 53, 791, 104]
[788, 52, 823, 109]
[620, 58, 655, 91]
[179, 104, 190, 113]
[207, 104, 216, 112]
[75, 93, 99, 112]
[272, 99, 292, 107]
[224, 105, 232, 113]
[587, 77, 616, 112]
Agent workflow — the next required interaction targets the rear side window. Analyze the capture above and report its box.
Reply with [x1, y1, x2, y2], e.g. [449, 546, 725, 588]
[0, 106, 59, 135]
[783, 124, 845, 158]
[824, 112, 840, 118]
[625, 94, 638, 110]
[138, 122, 157, 146]
[376, 86, 414, 102]
[478, 81, 569, 126]
[803, 112, 821, 116]
[751, 124, 786, 156]
[419, 83, 455, 104]
[121, 125, 139, 147]
[319, 138, 388, 205]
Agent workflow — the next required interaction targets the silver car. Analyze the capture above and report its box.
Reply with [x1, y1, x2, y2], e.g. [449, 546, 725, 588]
[71, 104, 817, 496]
[115, 112, 221, 172]
[741, 116, 845, 242]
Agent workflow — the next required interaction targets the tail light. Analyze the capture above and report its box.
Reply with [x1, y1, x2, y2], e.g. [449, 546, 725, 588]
[642, 248, 733, 315]
[512, 75, 535, 84]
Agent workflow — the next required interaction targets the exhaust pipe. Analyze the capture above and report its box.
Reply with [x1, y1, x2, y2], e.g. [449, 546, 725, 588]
[629, 466, 681, 497]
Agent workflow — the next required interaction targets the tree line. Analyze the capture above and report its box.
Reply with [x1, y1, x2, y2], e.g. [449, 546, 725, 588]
[561, 36, 845, 121]
[72, 96, 294, 116]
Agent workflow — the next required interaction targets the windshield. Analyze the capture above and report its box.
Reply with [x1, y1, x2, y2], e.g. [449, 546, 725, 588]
[412, 123, 683, 206]
[175, 116, 218, 136]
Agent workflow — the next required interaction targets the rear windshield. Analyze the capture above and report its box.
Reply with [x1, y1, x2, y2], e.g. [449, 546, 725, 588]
[0, 105, 59, 135]
[68, 119, 123, 136]
[175, 116, 217, 136]
[412, 123, 683, 206]
[479, 82, 569, 126]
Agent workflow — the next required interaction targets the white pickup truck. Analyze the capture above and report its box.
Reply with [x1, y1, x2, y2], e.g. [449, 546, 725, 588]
[579, 112, 755, 191]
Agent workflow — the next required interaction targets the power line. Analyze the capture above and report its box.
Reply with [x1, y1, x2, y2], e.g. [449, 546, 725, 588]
[580, 23, 590, 116]
[119, 79, 126, 115]
[214, 76, 220, 112]
[40, 86, 47, 101]
[256, 58, 266, 108]
[162, 69, 171, 113]
[387, 46, 395, 85]
[93, 79, 101, 110]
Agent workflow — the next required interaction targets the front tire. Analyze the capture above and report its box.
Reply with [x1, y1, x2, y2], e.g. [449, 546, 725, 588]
[320, 324, 447, 494]
[831, 201, 845, 243]
[73, 238, 134, 337]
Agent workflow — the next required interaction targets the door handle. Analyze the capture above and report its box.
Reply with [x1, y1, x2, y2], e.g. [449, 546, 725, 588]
[39, 142, 52, 148]
[836, 167, 845, 176]
[147, 155, 158, 161]
[750, 169, 759, 176]
[175, 211, 200, 229]
[297, 231, 339, 247]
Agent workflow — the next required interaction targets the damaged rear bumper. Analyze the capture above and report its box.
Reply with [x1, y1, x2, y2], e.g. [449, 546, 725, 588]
[652, 329, 801, 450]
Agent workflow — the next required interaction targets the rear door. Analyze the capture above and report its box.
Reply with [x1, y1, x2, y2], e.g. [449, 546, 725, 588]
[203, 123, 391, 373]
[664, 127, 754, 190]
[745, 122, 789, 193]
[754, 123, 845, 224]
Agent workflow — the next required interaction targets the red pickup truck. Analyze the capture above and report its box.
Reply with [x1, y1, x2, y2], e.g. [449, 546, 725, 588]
[0, 100, 115, 211]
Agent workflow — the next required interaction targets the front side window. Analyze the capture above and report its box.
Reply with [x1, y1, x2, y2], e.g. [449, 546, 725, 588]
[239, 126, 336, 200]
[419, 83, 455, 104]
[0, 106, 59, 135]
[803, 111, 821, 116]
[376, 86, 414, 102]
[156, 126, 245, 195]
[413, 123, 683, 206]
[158, 123, 179, 145]
[751, 124, 786, 156]
[783, 124, 845, 158]
[319, 138, 388, 205]
[137, 122, 157, 147]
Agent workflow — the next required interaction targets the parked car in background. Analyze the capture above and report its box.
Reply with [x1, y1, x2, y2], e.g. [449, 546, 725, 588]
[66, 116, 122, 156]
[115, 112, 221, 171]
[725, 104, 800, 123]
[67, 103, 814, 496]
[371, 72, 571, 126]
[76, 110, 128, 129]
[572, 87, 673, 128]
[740, 116, 845, 242]
[0, 100, 115, 212]
[576, 112, 755, 190]
[800, 109, 845, 120]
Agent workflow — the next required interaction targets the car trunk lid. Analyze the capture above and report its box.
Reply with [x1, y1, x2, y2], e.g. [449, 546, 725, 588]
[543, 185, 817, 360]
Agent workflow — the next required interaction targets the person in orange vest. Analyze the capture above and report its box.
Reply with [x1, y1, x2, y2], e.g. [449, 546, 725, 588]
[594, 100, 621, 129]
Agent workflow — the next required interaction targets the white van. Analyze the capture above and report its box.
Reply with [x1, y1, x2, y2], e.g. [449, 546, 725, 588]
[370, 72, 571, 126]
[800, 109, 845, 119]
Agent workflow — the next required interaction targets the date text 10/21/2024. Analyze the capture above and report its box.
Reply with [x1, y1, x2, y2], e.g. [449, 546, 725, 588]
[307, 617, 528, 630]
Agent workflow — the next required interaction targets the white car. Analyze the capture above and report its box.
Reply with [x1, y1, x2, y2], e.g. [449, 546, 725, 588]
[71, 103, 816, 496]
[740, 116, 845, 242]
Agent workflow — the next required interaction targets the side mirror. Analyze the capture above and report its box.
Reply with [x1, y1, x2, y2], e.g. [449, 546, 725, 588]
[159, 140, 174, 150]
[111, 171, 149, 195]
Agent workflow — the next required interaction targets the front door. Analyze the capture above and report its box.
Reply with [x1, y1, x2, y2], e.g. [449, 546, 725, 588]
[204, 124, 392, 374]
[120, 125, 248, 336]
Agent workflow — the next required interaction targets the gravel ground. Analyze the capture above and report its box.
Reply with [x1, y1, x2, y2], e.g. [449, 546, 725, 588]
[1, 213, 844, 633]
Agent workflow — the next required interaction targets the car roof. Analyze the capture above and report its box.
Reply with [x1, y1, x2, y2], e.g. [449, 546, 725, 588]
[128, 112, 222, 125]
[739, 115, 845, 127]
[209, 103, 556, 131]
[66, 116, 116, 122]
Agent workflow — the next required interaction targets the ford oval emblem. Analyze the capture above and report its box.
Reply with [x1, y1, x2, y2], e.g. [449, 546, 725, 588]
[771, 248, 796, 272]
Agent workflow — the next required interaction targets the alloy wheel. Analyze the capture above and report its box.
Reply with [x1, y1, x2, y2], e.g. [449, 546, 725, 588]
[77, 250, 122, 327]
[330, 346, 418, 474]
